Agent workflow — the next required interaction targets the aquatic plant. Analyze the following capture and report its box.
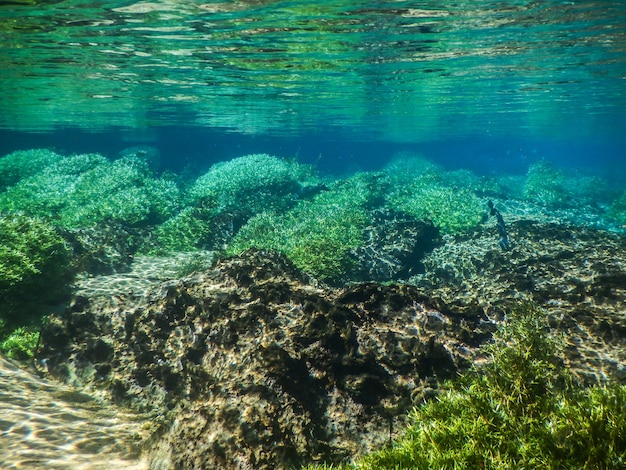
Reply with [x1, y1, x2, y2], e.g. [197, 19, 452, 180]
[0, 325, 39, 360]
[523, 160, 610, 209]
[383, 154, 443, 186]
[304, 303, 626, 469]
[150, 206, 215, 253]
[0, 153, 180, 227]
[388, 181, 484, 235]
[60, 156, 180, 227]
[523, 161, 571, 207]
[0, 148, 62, 190]
[0, 214, 71, 354]
[227, 172, 386, 283]
[187, 153, 315, 218]
[0, 214, 70, 292]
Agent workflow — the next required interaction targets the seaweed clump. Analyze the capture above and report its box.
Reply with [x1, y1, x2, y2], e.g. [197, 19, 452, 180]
[226, 172, 385, 284]
[306, 303, 626, 469]
[151, 153, 316, 252]
[384, 157, 485, 235]
[0, 151, 180, 228]
[0, 214, 72, 358]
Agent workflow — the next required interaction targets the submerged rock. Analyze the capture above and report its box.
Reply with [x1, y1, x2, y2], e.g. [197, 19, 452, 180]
[349, 209, 440, 282]
[34, 220, 626, 468]
[413, 220, 626, 384]
[37, 250, 491, 469]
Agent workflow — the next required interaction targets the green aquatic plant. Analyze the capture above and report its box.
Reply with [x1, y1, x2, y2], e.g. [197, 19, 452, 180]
[522, 160, 610, 209]
[383, 153, 443, 186]
[0, 214, 70, 291]
[0, 214, 72, 336]
[0, 325, 39, 360]
[0, 148, 62, 190]
[151, 206, 214, 253]
[305, 303, 626, 469]
[523, 160, 576, 208]
[0, 153, 180, 228]
[388, 182, 484, 234]
[60, 156, 180, 227]
[607, 188, 626, 225]
[187, 153, 315, 218]
[227, 172, 385, 283]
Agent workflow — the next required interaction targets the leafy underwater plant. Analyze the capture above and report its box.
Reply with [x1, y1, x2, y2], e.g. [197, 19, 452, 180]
[388, 182, 484, 235]
[0, 325, 39, 360]
[304, 302, 626, 469]
[0, 153, 180, 228]
[226, 172, 387, 283]
[522, 160, 611, 209]
[607, 188, 626, 225]
[0, 148, 62, 190]
[186, 153, 316, 217]
[0, 214, 72, 358]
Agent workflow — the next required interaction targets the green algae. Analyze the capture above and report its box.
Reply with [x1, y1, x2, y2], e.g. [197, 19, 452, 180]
[0, 214, 72, 358]
[0, 151, 179, 228]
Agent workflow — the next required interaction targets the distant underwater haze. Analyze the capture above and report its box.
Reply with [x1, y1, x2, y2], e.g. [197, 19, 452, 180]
[0, 0, 625, 169]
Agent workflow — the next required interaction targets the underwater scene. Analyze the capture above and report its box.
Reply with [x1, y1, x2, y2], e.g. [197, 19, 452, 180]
[1, 1, 626, 469]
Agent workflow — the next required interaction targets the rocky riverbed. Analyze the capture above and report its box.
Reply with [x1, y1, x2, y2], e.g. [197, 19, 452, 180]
[27, 218, 626, 469]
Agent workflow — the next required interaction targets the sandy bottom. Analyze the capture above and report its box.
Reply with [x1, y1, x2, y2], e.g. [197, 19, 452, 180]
[0, 354, 150, 469]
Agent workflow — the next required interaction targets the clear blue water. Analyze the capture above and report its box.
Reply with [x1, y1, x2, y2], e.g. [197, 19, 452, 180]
[1, 0, 625, 176]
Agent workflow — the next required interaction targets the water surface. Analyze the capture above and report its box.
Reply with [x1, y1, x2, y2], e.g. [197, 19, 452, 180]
[1, 0, 625, 152]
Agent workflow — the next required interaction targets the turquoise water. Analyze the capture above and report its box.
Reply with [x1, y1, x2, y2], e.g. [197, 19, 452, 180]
[1, 0, 625, 172]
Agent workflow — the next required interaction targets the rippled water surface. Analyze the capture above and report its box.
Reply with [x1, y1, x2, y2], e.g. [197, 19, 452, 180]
[1, 0, 625, 142]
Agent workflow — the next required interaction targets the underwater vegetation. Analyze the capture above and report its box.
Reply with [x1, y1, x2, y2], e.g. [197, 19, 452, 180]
[0, 149, 179, 227]
[226, 172, 384, 283]
[523, 160, 613, 209]
[152, 153, 316, 253]
[0, 325, 39, 361]
[0, 213, 72, 358]
[0, 148, 62, 190]
[382, 156, 485, 235]
[608, 188, 626, 225]
[2, 148, 626, 356]
[305, 303, 626, 470]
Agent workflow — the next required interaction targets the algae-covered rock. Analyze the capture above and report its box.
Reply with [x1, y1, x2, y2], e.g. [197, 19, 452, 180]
[36, 250, 489, 469]
[348, 209, 440, 282]
[412, 220, 626, 384]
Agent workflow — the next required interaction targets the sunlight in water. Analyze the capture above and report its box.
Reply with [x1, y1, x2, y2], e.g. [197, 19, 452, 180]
[0, 357, 148, 470]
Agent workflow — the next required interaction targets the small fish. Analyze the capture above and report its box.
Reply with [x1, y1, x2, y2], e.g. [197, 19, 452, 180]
[487, 200, 510, 251]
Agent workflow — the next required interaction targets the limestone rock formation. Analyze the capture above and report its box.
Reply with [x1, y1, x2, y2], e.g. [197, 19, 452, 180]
[412, 220, 626, 383]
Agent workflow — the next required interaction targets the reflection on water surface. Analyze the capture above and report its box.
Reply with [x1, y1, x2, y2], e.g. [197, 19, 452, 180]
[1, 1, 625, 140]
